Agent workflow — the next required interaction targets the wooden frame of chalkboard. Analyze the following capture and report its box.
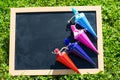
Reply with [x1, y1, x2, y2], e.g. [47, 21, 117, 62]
[9, 6, 103, 76]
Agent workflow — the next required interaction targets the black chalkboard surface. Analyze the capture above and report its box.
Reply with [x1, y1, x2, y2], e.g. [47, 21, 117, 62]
[9, 7, 103, 75]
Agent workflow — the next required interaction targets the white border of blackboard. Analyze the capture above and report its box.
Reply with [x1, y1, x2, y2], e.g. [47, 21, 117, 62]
[9, 6, 103, 76]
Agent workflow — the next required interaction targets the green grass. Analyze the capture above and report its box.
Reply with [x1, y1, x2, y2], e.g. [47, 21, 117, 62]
[0, 0, 120, 80]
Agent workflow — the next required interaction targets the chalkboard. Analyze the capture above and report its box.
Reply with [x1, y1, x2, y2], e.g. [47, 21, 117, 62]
[9, 7, 103, 75]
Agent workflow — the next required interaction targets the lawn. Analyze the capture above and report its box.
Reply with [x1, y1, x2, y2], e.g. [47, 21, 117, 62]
[0, 0, 120, 80]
